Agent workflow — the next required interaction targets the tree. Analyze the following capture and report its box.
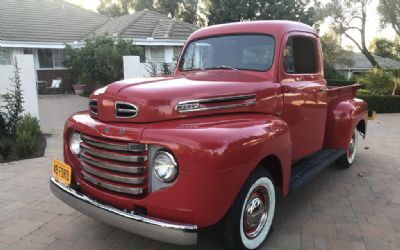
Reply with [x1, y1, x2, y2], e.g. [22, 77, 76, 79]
[1, 60, 24, 136]
[378, 0, 400, 37]
[325, 0, 380, 68]
[206, 0, 323, 27]
[156, 0, 182, 18]
[178, 0, 201, 25]
[320, 31, 354, 67]
[133, 0, 154, 11]
[320, 31, 354, 79]
[64, 36, 144, 88]
[98, 0, 132, 17]
[369, 37, 400, 60]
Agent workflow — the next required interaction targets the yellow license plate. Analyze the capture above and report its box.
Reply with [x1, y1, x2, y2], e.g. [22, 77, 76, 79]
[52, 159, 72, 185]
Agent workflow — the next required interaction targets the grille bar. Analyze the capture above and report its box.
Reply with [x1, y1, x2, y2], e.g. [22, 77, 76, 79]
[82, 172, 144, 195]
[82, 135, 148, 152]
[80, 153, 146, 174]
[81, 162, 146, 185]
[81, 143, 148, 163]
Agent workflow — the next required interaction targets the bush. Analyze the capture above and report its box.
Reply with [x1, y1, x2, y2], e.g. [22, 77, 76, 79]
[15, 115, 40, 157]
[0, 137, 14, 159]
[357, 68, 400, 96]
[357, 95, 400, 113]
[0, 113, 6, 140]
[64, 36, 144, 88]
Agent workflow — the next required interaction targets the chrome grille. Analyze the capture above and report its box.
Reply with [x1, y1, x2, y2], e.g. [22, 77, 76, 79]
[79, 134, 148, 195]
[89, 100, 98, 115]
[115, 102, 138, 118]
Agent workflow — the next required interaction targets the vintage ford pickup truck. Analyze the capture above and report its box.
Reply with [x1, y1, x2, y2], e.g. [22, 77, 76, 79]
[50, 21, 368, 249]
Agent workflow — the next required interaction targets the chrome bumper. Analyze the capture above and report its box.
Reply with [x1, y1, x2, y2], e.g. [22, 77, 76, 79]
[50, 177, 198, 245]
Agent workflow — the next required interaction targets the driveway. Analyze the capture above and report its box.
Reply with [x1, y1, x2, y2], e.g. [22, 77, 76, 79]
[0, 94, 399, 250]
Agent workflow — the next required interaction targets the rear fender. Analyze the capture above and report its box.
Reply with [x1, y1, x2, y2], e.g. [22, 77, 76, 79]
[323, 98, 368, 149]
[141, 114, 291, 227]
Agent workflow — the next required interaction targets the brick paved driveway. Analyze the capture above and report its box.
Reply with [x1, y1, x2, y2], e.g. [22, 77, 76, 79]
[0, 94, 399, 250]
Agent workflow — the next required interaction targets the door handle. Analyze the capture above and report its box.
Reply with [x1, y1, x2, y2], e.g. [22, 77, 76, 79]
[282, 85, 291, 92]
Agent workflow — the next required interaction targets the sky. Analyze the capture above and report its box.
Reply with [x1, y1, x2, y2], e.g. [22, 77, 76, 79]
[67, 0, 397, 51]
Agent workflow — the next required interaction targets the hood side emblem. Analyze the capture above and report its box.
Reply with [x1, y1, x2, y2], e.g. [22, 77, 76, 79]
[176, 94, 257, 113]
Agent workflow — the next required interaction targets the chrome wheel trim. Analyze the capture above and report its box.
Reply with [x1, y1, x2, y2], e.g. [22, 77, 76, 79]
[347, 129, 358, 164]
[240, 177, 275, 249]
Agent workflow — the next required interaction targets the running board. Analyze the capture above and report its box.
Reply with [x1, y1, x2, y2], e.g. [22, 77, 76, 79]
[290, 149, 345, 192]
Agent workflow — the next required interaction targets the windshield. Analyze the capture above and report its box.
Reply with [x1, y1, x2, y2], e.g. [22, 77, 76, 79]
[180, 34, 275, 72]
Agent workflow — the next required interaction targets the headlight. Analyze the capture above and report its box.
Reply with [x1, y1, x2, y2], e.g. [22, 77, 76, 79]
[154, 151, 178, 183]
[69, 132, 82, 155]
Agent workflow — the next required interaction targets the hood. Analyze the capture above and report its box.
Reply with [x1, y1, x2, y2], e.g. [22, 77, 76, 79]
[90, 71, 280, 123]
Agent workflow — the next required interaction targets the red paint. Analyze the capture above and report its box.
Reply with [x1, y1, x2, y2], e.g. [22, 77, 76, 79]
[61, 21, 367, 228]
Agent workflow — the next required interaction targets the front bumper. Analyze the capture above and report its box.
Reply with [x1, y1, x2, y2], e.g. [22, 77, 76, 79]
[50, 177, 198, 245]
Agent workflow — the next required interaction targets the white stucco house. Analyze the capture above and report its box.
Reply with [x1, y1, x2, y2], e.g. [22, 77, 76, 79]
[0, 0, 197, 92]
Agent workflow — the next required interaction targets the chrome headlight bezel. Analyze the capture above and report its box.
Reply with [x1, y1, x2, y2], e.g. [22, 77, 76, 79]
[153, 151, 178, 183]
[69, 132, 82, 155]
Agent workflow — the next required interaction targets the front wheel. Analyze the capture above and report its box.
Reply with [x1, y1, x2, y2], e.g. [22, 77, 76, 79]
[337, 128, 359, 168]
[224, 168, 275, 250]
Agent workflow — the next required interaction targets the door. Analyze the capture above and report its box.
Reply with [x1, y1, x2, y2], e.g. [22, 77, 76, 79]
[280, 33, 328, 160]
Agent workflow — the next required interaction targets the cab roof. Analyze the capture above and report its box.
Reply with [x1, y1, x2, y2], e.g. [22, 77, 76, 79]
[188, 20, 317, 41]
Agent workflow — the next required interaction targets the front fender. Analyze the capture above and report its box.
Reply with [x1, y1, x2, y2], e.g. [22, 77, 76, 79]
[141, 113, 291, 227]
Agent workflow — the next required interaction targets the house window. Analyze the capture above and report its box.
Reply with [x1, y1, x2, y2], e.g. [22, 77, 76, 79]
[24, 48, 33, 54]
[283, 36, 317, 74]
[0, 48, 13, 65]
[173, 46, 182, 61]
[150, 46, 165, 62]
[38, 49, 66, 69]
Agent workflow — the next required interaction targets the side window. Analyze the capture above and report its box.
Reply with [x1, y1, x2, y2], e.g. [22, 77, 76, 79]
[283, 36, 317, 74]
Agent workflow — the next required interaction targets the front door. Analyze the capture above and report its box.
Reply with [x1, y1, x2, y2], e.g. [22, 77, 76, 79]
[280, 33, 328, 160]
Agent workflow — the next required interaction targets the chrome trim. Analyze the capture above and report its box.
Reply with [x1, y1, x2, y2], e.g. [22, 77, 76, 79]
[82, 172, 144, 195]
[89, 99, 98, 115]
[50, 177, 197, 245]
[81, 144, 148, 163]
[81, 135, 148, 152]
[176, 94, 257, 113]
[80, 153, 146, 174]
[81, 162, 146, 185]
[115, 101, 138, 119]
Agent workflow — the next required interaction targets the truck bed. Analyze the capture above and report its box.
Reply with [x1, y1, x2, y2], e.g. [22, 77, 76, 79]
[326, 84, 360, 104]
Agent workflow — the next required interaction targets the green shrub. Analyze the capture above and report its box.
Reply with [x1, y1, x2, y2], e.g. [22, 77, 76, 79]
[358, 95, 400, 113]
[357, 68, 400, 96]
[0, 113, 6, 140]
[357, 89, 373, 96]
[0, 137, 14, 159]
[15, 115, 40, 157]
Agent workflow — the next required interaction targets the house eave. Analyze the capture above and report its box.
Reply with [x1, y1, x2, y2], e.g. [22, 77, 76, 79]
[0, 40, 76, 49]
[131, 38, 186, 46]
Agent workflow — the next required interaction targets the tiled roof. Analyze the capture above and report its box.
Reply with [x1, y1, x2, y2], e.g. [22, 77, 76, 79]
[94, 9, 197, 40]
[336, 53, 400, 70]
[0, 0, 110, 43]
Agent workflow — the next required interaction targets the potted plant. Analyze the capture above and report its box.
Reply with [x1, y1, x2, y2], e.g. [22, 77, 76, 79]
[72, 84, 86, 95]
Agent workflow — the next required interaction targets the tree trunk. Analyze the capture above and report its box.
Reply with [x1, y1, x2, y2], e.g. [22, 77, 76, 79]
[361, 49, 381, 69]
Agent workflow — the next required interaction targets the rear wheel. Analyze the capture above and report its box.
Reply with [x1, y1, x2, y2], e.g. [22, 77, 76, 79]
[224, 168, 275, 250]
[337, 128, 358, 168]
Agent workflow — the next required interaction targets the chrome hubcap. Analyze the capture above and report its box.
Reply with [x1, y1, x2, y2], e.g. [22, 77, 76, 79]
[243, 187, 269, 239]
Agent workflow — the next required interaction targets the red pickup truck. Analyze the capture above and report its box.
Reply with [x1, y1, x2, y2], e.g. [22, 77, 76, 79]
[50, 21, 368, 249]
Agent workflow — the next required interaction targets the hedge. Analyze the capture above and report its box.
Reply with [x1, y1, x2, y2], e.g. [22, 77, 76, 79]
[327, 80, 356, 87]
[357, 95, 400, 113]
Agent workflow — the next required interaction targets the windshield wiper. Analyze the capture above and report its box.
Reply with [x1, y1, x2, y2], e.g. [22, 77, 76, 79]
[205, 65, 240, 72]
